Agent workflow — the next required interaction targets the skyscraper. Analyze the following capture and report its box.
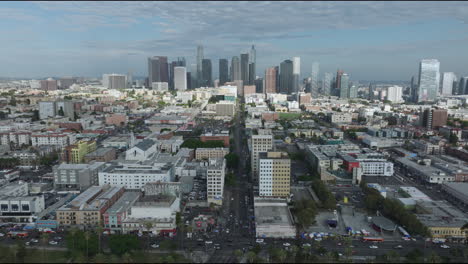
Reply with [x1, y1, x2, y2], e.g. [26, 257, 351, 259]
[265, 67, 277, 94]
[201, 59, 212, 87]
[322, 72, 333, 96]
[417, 59, 440, 102]
[249, 45, 256, 85]
[311, 62, 319, 97]
[274, 66, 280, 92]
[410, 76, 418, 102]
[219, 59, 228, 86]
[174, 67, 187, 91]
[248, 63, 255, 85]
[339, 73, 349, 99]
[196, 45, 203, 82]
[240, 53, 249, 85]
[386, 86, 403, 103]
[186, 72, 192, 90]
[441, 72, 457, 96]
[231, 56, 241, 81]
[292, 57, 300, 94]
[279, 60, 293, 94]
[348, 82, 357, 98]
[254, 78, 263, 93]
[335, 69, 344, 90]
[459, 77, 468, 95]
[148, 56, 169, 85]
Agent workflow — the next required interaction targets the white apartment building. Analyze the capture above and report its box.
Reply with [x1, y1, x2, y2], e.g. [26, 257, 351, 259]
[328, 113, 352, 123]
[258, 152, 291, 198]
[0, 131, 31, 146]
[251, 129, 274, 181]
[39, 101, 56, 120]
[31, 132, 76, 148]
[98, 163, 173, 190]
[206, 159, 226, 206]
[386, 86, 403, 103]
[152, 82, 169, 92]
[215, 101, 236, 116]
[359, 160, 394, 176]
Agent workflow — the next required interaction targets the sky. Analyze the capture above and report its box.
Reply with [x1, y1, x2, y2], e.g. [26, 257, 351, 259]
[1, 1, 468, 81]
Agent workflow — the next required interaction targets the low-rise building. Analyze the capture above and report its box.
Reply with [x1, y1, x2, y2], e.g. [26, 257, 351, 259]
[200, 133, 230, 147]
[103, 191, 141, 230]
[84, 147, 117, 163]
[53, 162, 107, 191]
[98, 163, 173, 189]
[62, 140, 97, 163]
[254, 197, 296, 238]
[195, 148, 229, 160]
[56, 185, 125, 227]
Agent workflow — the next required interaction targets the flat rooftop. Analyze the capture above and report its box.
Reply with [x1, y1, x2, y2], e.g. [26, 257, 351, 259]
[104, 191, 140, 215]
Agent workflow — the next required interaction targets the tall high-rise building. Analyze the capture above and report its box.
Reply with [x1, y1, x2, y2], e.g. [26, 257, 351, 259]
[322, 72, 333, 96]
[254, 78, 263, 93]
[248, 63, 255, 85]
[417, 59, 440, 102]
[219, 59, 229, 86]
[196, 45, 203, 82]
[457, 77, 468, 95]
[249, 45, 256, 85]
[174, 67, 187, 91]
[265, 67, 277, 94]
[311, 62, 319, 97]
[279, 60, 293, 94]
[292, 57, 300, 94]
[40, 78, 58, 91]
[258, 152, 291, 198]
[201, 59, 212, 87]
[169, 57, 186, 90]
[39, 101, 56, 120]
[104, 74, 127, 90]
[251, 129, 273, 182]
[186, 72, 192, 90]
[441, 72, 457, 96]
[240, 53, 249, 84]
[335, 69, 344, 90]
[274, 66, 280, 92]
[410, 76, 418, 102]
[348, 82, 358, 98]
[206, 158, 226, 206]
[231, 56, 241, 81]
[148, 56, 169, 84]
[339, 73, 349, 98]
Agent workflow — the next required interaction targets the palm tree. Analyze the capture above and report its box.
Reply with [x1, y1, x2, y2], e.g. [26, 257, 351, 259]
[428, 252, 442, 263]
[234, 249, 243, 261]
[93, 253, 107, 264]
[84, 231, 90, 261]
[246, 251, 257, 263]
[122, 252, 133, 263]
[11, 243, 19, 264]
[41, 232, 49, 263]
[69, 227, 78, 252]
[144, 221, 154, 250]
[96, 221, 104, 253]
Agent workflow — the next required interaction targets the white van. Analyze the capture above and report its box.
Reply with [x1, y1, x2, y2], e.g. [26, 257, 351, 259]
[256, 238, 264, 243]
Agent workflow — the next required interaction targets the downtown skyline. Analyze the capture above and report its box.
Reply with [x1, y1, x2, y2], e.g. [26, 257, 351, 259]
[1, 1, 468, 80]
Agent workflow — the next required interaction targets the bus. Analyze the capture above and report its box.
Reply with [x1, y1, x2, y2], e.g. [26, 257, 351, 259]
[398, 226, 410, 238]
[362, 237, 384, 242]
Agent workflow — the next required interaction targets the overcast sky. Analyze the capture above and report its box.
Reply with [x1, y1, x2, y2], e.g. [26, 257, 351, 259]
[1, 1, 468, 80]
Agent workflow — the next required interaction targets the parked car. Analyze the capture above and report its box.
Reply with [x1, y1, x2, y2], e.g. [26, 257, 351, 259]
[151, 244, 159, 248]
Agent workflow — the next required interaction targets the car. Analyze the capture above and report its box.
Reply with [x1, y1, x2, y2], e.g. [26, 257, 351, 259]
[0, 233, 4, 237]
[25, 242, 30, 246]
[49, 241, 58, 245]
[302, 243, 311, 247]
[31, 239, 39, 243]
[151, 244, 159, 248]
[394, 245, 403, 249]
[283, 242, 291, 247]
[369, 245, 378, 249]
[54, 236, 62, 240]
[440, 244, 450, 249]
[255, 239, 264, 243]
[337, 243, 342, 246]
[205, 240, 213, 245]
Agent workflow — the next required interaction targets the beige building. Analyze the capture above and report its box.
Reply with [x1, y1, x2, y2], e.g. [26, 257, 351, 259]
[195, 147, 229, 160]
[258, 152, 291, 198]
[56, 185, 124, 227]
[215, 101, 236, 116]
[250, 129, 274, 182]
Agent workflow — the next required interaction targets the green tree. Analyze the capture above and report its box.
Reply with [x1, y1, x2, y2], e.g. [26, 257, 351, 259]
[246, 251, 257, 263]
[224, 152, 239, 169]
[58, 107, 65, 116]
[41, 232, 50, 263]
[109, 234, 140, 256]
[428, 252, 442, 263]
[449, 133, 458, 145]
